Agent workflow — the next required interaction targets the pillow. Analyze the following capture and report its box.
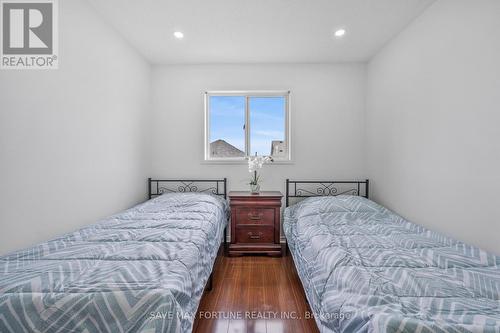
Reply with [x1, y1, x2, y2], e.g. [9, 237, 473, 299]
[290, 195, 384, 219]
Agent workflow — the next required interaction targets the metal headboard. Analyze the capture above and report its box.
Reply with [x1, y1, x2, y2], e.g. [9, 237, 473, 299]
[285, 179, 369, 207]
[148, 178, 227, 200]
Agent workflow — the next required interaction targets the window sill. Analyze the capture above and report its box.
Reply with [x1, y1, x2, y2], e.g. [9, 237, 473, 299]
[201, 159, 294, 165]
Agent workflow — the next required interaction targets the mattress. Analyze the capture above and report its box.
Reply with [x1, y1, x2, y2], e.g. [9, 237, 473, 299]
[284, 195, 500, 333]
[0, 192, 228, 333]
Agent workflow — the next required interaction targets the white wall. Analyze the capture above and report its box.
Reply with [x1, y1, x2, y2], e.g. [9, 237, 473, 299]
[151, 64, 366, 209]
[366, 0, 500, 254]
[0, 0, 151, 254]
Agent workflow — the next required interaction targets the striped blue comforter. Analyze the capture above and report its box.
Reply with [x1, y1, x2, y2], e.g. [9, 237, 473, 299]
[284, 196, 500, 333]
[0, 193, 228, 333]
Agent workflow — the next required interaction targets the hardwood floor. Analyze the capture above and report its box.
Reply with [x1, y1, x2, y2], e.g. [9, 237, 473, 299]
[193, 254, 319, 333]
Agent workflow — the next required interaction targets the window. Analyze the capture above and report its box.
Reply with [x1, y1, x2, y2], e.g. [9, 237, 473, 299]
[205, 91, 290, 161]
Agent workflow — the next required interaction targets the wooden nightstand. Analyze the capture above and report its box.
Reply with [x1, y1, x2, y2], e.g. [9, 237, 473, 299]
[228, 191, 283, 257]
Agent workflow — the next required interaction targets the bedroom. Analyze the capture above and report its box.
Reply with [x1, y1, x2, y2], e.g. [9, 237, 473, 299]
[0, 0, 499, 332]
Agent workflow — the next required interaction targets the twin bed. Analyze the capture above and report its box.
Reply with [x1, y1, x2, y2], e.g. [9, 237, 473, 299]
[1, 178, 499, 333]
[284, 180, 500, 332]
[0, 179, 228, 333]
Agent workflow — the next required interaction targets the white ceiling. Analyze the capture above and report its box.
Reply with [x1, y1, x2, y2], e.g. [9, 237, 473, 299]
[88, 0, 435, 64]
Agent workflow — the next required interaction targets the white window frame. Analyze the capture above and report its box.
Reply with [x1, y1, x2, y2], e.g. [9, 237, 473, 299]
[204, 90, 291, 163]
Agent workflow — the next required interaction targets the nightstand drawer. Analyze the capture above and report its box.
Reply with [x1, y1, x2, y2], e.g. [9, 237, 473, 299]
[235, 226, 274, 243]
[235, 208, 275, 225]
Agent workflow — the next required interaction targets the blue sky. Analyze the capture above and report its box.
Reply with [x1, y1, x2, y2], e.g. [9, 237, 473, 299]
[210, 96, 285, 156]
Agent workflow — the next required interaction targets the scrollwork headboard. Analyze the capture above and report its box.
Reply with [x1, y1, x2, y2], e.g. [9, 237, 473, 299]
[148, 178, 227, 200]
[285, 179, 369, 207]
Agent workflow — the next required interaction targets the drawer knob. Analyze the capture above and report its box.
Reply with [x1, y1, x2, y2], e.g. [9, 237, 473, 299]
[248, 232, 263, 239]
[248, 212, 263, 220]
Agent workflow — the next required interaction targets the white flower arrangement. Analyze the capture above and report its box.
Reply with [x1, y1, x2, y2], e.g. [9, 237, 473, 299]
[247, 155, 273, 174]
[246, 154, 274, 193]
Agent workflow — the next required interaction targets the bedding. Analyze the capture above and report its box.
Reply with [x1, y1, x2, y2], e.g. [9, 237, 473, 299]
[0, 192, 228, 333]
[284, 195, 500, 333]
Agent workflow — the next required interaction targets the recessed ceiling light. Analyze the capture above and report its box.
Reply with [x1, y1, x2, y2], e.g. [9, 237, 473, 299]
[173, 31, 184, 39]
[334, 29, 346, 38]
